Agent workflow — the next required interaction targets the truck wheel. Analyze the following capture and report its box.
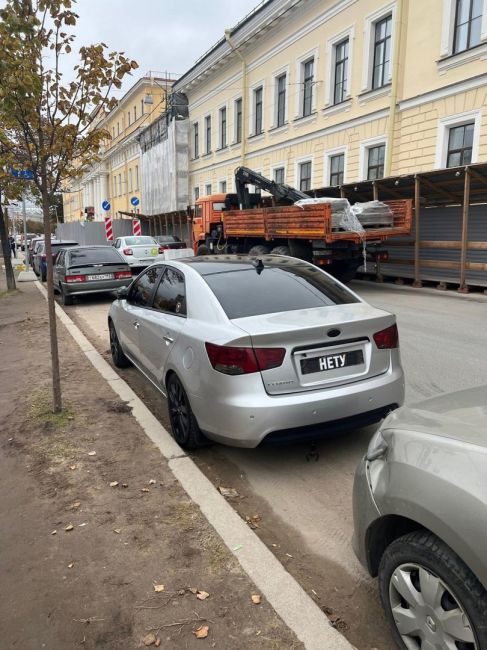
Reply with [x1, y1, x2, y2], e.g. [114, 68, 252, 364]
[329, 261, 359, 283]
[248, 245, 269, 256]
[196, 244, 209, 256]
[270, 246, 291, 256]
[288, 239, 312, 262]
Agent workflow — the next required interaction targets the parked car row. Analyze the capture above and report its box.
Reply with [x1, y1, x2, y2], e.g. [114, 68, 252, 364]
[49, 243, 487, 649]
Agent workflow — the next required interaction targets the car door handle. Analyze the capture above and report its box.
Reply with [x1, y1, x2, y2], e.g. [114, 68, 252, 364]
[133, 321, 140, 330]
[163, 335, 174, 344]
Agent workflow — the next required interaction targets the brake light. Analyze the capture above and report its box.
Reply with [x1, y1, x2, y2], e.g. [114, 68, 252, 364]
[373, 323, 399, 349]
[41, 254, 47, 260]
[205, 343, 285, 375]
[123, 248, 133, 255]
[159, 245, 169, 252]
[65, 274, 85, 283]
[115, 271, 132, 280]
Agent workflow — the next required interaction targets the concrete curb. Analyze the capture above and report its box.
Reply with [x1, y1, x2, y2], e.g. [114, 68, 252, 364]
[35, 281, 354, 650]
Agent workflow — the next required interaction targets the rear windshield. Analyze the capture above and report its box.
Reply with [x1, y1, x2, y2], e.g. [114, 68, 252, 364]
[203, 264, 359, 319]
[124, 237, 155, 246]
[156, 236, 180, 243]
[51, 243, 78, 254]
[68, 248, 124, 265]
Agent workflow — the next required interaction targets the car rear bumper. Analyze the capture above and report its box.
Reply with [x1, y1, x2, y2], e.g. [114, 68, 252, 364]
[62, 279, 130, 295]
[190, 362, 405, 448]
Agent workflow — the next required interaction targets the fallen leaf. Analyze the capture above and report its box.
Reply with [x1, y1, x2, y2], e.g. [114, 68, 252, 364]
[153, 584, 165, 593]
[155, 639, 161, 647]
[69, 465, 77, 470]
[196, 590, 210, 600]
[232, 544, 243, 551]
[149, 479, 156, 485]
[218, 486, 239, 498]
[78, 523, 87, 527]
[285, 553, 293, 558]
[142, 632, 157, 646]
[113, 529, 121, 534]
[87, 451, 96, 456]
[194, 625, 209, 639]
[122, 483, 128, 488]
[251, 594, 262, 605]
[68, 562, 74, 569]
[65, 524, 74, 532]
[188, 587, 198, 594]
[51, 530, 57, 535]
[141, 488, 150, 493]
[109, 481, 119, 487]
[71, 501, 81, 509]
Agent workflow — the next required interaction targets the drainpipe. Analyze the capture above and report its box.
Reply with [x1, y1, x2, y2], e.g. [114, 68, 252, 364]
[384, 0, 404, 177]
[224, 29, 246, 167]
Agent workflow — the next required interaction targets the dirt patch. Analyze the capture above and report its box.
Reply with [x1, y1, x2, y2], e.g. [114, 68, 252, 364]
[0, 285, 303, 649]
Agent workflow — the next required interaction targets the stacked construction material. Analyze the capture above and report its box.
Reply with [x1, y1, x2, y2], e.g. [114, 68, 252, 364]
[295, 197, 364, 231]
[351, 201, 394, 228]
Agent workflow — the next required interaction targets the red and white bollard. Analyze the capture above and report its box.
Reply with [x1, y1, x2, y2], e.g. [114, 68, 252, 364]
[104, 216, 113, 242]
[132, 218, 141, 236]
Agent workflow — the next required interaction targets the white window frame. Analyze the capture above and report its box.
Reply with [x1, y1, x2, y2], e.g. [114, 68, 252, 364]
[218, 178, 227, 193]
[295, 155, 314, 191]
[361, 3, 396, 92]
[249, 80, 265, 137]
[359, 135, 388, 181]
[233, 96, 243, 144]
[204, 114, 212, 154]
[205, 183, 212, 196]
[324, 146, 348, 186]
[192, 121, 199, 158]
[325, 27, 355, 107]
[128, 168, 133, 193]
[435, 109, 481, 168]
[135, 165, 139, 191]
[270, 65, 290, 129]
[270, 161, 287, 184]
[295, 48, 319, 119]
[217, 103, 228, 150]
[194, 186, 200, 201]
[440, 0, 487, 57]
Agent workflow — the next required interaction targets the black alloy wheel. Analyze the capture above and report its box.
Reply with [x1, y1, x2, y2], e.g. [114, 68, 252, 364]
[166, 374, 206, 449]
[109, 322, 131, 368]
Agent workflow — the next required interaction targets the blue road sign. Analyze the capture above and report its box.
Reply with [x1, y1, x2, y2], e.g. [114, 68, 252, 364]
[10, 168, 34, 180]
[130, 196, 140, 207]
[102, 200, 111, 211]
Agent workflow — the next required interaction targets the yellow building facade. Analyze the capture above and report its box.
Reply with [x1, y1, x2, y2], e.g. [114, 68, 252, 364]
[172, 0, 487, 200]
[63, 75, 174, 222]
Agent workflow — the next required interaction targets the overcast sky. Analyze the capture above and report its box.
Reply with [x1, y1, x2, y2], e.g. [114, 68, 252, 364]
[73, 0, 261, 92]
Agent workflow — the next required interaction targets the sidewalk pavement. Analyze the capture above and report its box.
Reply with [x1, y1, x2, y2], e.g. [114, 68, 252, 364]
[0, 277, 352, 649]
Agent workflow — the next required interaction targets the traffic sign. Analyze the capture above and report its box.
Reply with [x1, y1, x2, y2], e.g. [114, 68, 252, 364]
[130, 196, 140, 207]
[10, 168, 34, 180]
[102, 200, 111, 211]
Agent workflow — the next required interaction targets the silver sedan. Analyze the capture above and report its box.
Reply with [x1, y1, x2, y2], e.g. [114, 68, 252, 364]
[108, 255, 404, 448]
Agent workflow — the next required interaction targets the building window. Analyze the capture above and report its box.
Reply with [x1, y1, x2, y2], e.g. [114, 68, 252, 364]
[276, 74, 286, 127]
[135, 165, 139, 190]
[274, 167, 285, 184]
[372, 15, 392, 89]
[299, 161, 312, 191]
[254, 86, 263, 135]
[453, 0, 483, 53]
[302, 58, 314, 117]
[117, 122, 120, 136]
[205, 183, 212, 195]
[112, 126, 115, 139]
[219, 107, 227, 148]
[134, 105, 137, 120]
[329, 154, 345, 185]
[446, 122, 474, 166]
[112, 176, 116, 197]
[194, 187, 200, 201]
[219, 180, 227, 192]
[205, 115, 212, 154]
[129, 168, 133, 192]
[141, 99, 144, 115]
[235, 98, 242, 143]
[367, 144, 385, 179]
[334, 39, 349, 104]
[193, 122, 199, 158]
[118, 173, 122, 196]
[128, 110, 131, 126]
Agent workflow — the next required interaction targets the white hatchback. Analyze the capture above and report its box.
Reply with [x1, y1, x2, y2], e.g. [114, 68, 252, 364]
[113, 236, 166, 269]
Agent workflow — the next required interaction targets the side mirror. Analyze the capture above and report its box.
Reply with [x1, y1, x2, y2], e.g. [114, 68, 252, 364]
[117, 287, 128, 300]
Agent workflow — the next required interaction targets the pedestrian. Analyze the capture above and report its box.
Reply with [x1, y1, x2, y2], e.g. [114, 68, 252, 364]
[9, 235, 16, 258]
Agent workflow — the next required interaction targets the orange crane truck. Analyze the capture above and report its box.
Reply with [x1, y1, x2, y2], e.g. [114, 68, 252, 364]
[191, 167, 412, 282]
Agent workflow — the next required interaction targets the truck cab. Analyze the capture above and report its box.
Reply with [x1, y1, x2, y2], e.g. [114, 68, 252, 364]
[193, 192, 238, 253]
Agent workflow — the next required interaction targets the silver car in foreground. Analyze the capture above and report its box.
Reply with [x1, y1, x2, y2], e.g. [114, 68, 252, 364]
[353, 386, 487, 650]
[108, 255, 404, 448]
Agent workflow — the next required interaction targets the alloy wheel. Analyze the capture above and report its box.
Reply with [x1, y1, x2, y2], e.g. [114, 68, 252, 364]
[389, 562, 477, 650]
[168, 378, 190, 445]
[109, 325, 118, 359]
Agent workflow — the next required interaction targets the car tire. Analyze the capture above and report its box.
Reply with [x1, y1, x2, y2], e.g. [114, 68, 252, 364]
[196, 244, 209, 256]
[166, 374, 207, 450]
[270, 245, 291, 256]
[248, 244, 270, 256]
[60, 285, 74, 306]
[378, 530, 487, 650]
[109, 322, 131, 368]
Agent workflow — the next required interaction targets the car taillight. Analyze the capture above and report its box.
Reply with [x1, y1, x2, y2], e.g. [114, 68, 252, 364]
[41, 254, 47, 260]
[65, 274, 85, 283]
[373, 323, 398, 349]
[205, 343, 285, 375]
[114, 271, 133, 279]
[159, 245, 169, 252]
[376, 252, 389, 262]
[123, 248, 133, 255]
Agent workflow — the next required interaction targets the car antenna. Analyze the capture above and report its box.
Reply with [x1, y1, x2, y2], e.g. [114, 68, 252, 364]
[252, 258, 265, 275]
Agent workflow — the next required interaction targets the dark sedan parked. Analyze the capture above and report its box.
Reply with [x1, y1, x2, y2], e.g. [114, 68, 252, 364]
[33, 239, 78, 281]
[153, 235, 187, 251]
[54, 245, 133, 305]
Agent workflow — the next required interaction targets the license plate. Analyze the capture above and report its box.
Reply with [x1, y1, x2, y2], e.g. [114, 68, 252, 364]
[300, 349, 364, 375]
[87, 273, 114, 281]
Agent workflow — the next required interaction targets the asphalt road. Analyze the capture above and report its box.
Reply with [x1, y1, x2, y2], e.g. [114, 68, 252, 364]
[64, 280, 487, 649]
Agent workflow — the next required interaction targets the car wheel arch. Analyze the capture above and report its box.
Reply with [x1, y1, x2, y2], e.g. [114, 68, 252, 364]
[366, 515, 427, 577]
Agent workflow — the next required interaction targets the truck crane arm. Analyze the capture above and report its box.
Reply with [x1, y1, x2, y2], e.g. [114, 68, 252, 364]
[234, 166, 308, 209]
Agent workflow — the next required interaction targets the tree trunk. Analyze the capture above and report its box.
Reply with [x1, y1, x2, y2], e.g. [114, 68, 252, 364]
[0, 203, 16, 292]
[41, 187, 62, 413]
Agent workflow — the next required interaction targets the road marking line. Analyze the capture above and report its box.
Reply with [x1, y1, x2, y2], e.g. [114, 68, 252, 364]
[35, 281, 354, 650]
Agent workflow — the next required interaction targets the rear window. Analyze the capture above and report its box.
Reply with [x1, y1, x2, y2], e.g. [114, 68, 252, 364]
[51, 243, 78, 254]
[203, 264, 358, 319]
[124, 237, 155, 246]
[68, 248, 124, 265]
